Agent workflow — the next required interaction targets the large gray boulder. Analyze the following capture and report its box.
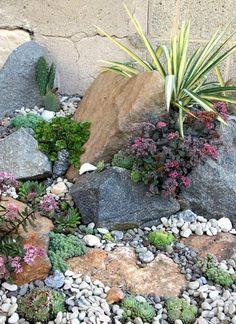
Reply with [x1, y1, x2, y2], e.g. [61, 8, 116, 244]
[0, 41, 46, 117]
[0, 128, 52, 180]
[70, 167, 180, 229]
[181, 117, 236, 223]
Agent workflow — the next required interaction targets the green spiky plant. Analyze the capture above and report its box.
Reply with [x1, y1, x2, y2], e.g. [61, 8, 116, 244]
[148, 230, 175, 248]
[18, 181, 46, 204]
[54, 208, 81, 234]
[121, 296, 156, 322]
[36, 56, 60, 112]
[97, 4, 236, 137]
[18, 288, 65, 323]
[165, 297, 198, 324]
[96, 160, 105, 172]
[112, 152, 135, 169]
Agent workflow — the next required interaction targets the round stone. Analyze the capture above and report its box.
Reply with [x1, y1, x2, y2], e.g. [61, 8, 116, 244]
[217, 217, 232, 232]
[180, 228, 192, 238]
[188, 281, 200, 290]
[138, 250, 154, 263]
[83, 235, 101, 247]
[1, 283, 17, 291]
[51, 182, 68, 195]
[8, 313, 19, 324]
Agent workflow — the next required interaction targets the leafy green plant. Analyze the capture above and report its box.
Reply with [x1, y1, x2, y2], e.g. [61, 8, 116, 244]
[36, 56, 59, 112]
[198, 254, 236, 287]
[98, 4, 236, 137]
[112, 152, 135, 169]
[11, 113, 44, 130]
[34, 117, 90, 167]
[79, 225, 98, 235]
[121, 296, 156, 322]
[148, 230, 175, 248]
[103, 232, 115, 242]
[165, 297, 198, 324]
[55, 208, 81, 234]
[18, 288, 65, 323]
[96, 160, 105, 172]
[18, 181, 46, 204]
[48, 232, 86, 272]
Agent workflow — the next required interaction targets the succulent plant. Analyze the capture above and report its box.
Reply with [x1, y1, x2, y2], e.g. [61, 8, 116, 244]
[48, 232, 86, 272]
[112, 152, 134, 169]
[18, 287, 65, 323]
[96, 160, 105, 172]
[165, 297, 198, 324]
[198, 254, 236, 287]
[79, 225, 97, 235]
[121, 296, 156, 322]
[54, 208, 81, 234]
[10, 113, 43, 130]
[103, 232, 115, 242]
[43, 91, 60, 112]
[36, 56, 56, 96]
[18, 181, 46, 204]
[148, 230, 175, 248]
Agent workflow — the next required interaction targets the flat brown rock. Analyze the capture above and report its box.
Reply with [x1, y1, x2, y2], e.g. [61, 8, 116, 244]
[68, 247, 186, 297]
[2, 198, 53, 284]
[181, 233, 236, 261]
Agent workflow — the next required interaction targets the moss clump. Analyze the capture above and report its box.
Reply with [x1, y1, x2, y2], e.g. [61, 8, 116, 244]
[48, 232, 86, 272]
[148, 230, 175, 248]
[165, 297, 198, 324]
[34, 116, 90, 167]
[121, 296, 155, 322]
[11, 113, 43, 130]
[199, 254, 236, 287]
[18, 288, 65, 323]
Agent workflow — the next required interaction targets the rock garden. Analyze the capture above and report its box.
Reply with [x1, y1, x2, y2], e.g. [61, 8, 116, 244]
[0, 5, 236, 324]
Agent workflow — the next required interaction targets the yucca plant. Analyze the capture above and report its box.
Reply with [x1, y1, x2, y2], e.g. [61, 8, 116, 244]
[97, 4, 236, 137]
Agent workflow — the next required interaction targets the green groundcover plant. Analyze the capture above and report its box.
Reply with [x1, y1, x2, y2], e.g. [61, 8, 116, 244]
[34, 116, 90, 168]
[98, 4, 236, 137]
[165, 297, 198, 324]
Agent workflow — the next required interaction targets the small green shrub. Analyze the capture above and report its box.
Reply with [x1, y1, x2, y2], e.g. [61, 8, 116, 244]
[48, 232, 86, 272]
[165, 297, 198, 324]
[11, 113, 44, 130]
[112, 152, 134, 169]
[79, 225, 97, 235]
[96, 160, 105, 172]
[121, 296, 155, 322]
[148, 230, 175, 248]
[199, 254, 236, 287]
[103, 232, 115, 242]
[18, 181, 46, 204]
[55, 208, 81, 234]
[18, 288, 65, 323]
[34, 117, 90, 167]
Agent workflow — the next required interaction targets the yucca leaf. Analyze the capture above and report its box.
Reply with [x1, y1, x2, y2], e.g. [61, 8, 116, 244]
[165, 75, 175, 111]
[198, 86, 236, 94]
[214, 66, 225, 87]
[99, 60, 140, 75]
[96, 26, 152, 71]
[177, 21, 190, 93]
[162, 45, 172, 75]
[201, 94, 236, 104]
[100, 67, 132, 77]
[123, 4, 166, 77]
[184, 89, 227, 125]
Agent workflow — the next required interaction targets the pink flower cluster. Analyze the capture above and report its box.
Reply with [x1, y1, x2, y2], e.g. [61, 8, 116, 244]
[131, 137, 156, 157]
[0, 172, 17, 195]
[214, 102, 229, 121]
[3, 202, 19, 221]
[23, 244, 45, 265]
[202, 143, 218, 160]
[0, 256, 8, 278]
[40, 194, 58, 213]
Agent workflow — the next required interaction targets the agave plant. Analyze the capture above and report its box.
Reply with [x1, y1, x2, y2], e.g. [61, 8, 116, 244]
[97, 4, 236, 137]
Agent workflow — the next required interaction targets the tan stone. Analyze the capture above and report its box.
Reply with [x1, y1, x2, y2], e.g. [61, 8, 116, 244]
[73, 71, 165, 166]
[68, 247, 187, 297]
[0, 29, 30, 68]
[181, 233, 236, 261]
[1, 198, 53, 284]
[106, 287, 125, 304]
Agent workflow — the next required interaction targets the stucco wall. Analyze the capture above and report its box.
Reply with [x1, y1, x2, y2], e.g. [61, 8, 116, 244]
[0, 0, 235, 95]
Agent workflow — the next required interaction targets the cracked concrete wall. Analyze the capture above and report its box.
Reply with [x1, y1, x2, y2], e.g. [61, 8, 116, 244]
[0, 0, 235, 95]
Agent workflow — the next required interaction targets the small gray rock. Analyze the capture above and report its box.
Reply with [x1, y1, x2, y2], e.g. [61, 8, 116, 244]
[45, 270, 65, 289]
[138, 250, 154, 263]
[53, 149, 70, 178]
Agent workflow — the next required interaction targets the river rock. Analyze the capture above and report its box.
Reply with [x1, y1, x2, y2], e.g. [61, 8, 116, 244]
[0, 41, 47, 117]
[70, 167, 180, 229]
[0, 128, 52, 180]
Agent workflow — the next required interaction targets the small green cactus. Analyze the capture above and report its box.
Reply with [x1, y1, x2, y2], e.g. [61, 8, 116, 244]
[96, 160, 105, 172]
[112, 152, 134, 169]
[36, 56, 56, 96]
[43, 91, 60, 112]
[47, 63, 56, 90]
[18, 288, 65, 323]
[121, 296, 156, 322]
[165, 297, 198, 324]
[148, 230, 175, 248]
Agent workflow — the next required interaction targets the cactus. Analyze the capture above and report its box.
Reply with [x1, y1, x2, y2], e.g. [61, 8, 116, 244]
[36, 56, 50, 96]
[121, 296, 156, 322]
[47, 63, 56, 90]
[43, 91, 60, 112]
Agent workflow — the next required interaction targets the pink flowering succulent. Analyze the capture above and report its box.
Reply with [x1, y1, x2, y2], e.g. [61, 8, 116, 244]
[117, 105, 225, 196]
[40, 194, 58, 214]
[23, 244, 45, 265]
[0, 172, 17, 196]
[4, 202, 19, 221]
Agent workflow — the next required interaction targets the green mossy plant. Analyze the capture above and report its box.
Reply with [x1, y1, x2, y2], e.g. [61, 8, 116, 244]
[11, 113, 44, 130]
[18, 288, 65, 323]
[34, 117, 90, 167]
[79, 225, 98, 235]
[103, 232, 115, 242]
[96, 160, 105, 172]
[112, 152, 134, 169]
[165, 297, 198, 324]
[48, 232, 86, 272]
[121, 296, 156, 322]
[199, 254, 236, 287]
[148, 230, 175, 248]
[18, 181, 46, 204]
